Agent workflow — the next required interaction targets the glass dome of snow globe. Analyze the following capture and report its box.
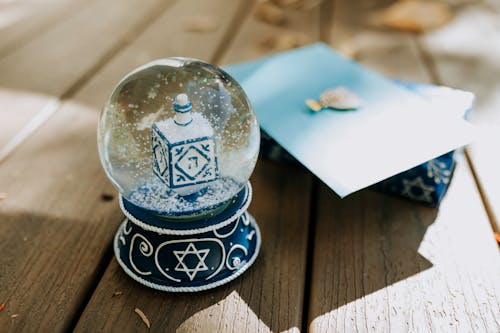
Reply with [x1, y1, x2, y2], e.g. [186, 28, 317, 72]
[98, 58, 260, 218]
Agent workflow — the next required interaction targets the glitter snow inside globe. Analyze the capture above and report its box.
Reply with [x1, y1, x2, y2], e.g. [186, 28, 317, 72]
[98, 58, 261, 292]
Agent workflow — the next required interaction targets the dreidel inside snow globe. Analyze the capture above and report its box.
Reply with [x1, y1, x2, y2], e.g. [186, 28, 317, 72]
[98, 58, 261, 292]
[152, 93, 218, 197]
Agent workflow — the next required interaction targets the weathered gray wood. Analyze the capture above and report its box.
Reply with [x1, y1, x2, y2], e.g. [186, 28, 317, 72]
[74, 161, 312, 333]
[0, 0, 172, 162]
[308, 0, 500, 331]
[309, 158, 500, 332]
[71, 0, 250, 109]
[0, 0, 170, 97]
[417, 0, 500, 232]
[1, 0, 498, 331]
[0, 0, 187, 331]
[219, 1, 320, 64]
[0, 0, 89, 57]
[0, 103, 122, 332]
[0, 0, 172, 96]
[0, 91, 52, 148]
[74, 1, 317, 332]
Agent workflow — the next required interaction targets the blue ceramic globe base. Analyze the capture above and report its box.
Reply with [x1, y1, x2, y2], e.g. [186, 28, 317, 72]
[113, 182, 261, 292]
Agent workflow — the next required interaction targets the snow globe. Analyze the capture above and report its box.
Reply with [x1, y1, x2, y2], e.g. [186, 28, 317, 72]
[98, 58, 261, 291]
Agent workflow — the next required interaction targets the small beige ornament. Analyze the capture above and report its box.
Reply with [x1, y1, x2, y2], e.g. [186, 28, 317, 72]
[319, 87, 363, 110]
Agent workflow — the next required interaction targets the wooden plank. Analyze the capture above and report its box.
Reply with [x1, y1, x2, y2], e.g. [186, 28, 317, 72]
[0, 0, 259, 332]
[74, 1, 318, 332]
[308, 0, 500, 331]
[74, 161, 312, 333]
[0, 101, 122, 332]
[0, 0, 170, 160]
[309, 158, 500, 332]
[71, 0, 250, 109]
[0, 0, 185, 331]
[0, 0, 90, 57]
[219, 1, 320, 64]
[0, 90, 54, 147]
[320, 0, 429, 80]
[416, 1, 500, 231]
[0, 0, 170, 96]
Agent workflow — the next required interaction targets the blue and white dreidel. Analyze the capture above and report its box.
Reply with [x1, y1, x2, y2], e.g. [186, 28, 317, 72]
[98, 58, 261, 291]
[152, 93, 218, 197]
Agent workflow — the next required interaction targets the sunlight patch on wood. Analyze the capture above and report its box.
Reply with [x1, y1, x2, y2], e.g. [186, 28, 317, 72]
[0, 88, 61, 162]
[177, 291, 273, 333]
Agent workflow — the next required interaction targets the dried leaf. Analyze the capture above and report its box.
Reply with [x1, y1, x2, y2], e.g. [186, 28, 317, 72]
[184, 16, 217, 33]
[258, 32, 308, 51]
[254, 2, 286, 25]
[271, 0, 323, 9]
[373, 0, 452, 33]
[11, 314, 18, 318]
[134, 308, 151, 329]
[271, 0, 300, 6]
[319, 87, 363, 110]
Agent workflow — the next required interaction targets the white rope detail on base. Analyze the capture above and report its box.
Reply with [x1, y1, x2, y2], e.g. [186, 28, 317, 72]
[119, 182, 252, 236]
[113, 215, 261, 292]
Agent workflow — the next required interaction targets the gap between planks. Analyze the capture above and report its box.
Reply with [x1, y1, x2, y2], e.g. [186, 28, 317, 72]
[210, 0, 255, 65]
[301, 0, 337, 330]
[301, 179, 320, 333]
[307, 0, 500, 331]
[0, 0, 178, 166]
[65, 224, 117, 333]
[0, 98, 59, 163]
[464, 149, 499, 233]
[66, 1, 255, 327]
[73, 0, 318, 331]
[413, 18, 500, 236]
[0, 0, 184, 331]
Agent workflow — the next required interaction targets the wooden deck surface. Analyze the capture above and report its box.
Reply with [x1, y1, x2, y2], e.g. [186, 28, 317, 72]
[0, 0, 499, 332]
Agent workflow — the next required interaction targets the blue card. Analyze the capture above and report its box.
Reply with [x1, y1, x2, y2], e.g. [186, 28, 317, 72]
[224, 43, 475, 197]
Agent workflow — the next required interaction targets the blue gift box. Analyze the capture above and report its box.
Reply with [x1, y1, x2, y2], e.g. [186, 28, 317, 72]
[260, 82, 474, 206]
[224, 43, 474, 206]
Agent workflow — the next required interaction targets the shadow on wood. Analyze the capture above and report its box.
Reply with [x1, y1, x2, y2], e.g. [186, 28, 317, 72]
[308, 186, 436, 328]
[0, 209, 115, 332]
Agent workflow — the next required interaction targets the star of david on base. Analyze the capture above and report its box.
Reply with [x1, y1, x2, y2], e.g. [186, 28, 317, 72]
[173, 243, 210, 281]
